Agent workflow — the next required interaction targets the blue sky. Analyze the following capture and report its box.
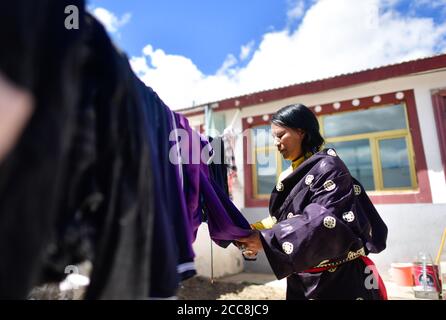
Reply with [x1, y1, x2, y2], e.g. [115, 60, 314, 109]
[89, 0, 292, 74]
[88, 0, 446, 109]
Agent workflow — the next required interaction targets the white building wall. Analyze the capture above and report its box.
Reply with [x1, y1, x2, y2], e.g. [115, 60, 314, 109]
[372, 204, 446, 273]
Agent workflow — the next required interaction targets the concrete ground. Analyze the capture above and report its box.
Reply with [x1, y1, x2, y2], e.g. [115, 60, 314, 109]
[218, 272, 445, 300]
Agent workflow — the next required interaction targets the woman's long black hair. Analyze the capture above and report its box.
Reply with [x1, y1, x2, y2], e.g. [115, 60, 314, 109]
[271, 103, 325, 154]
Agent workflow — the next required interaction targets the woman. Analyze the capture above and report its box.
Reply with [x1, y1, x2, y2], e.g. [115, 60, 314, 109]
[237, 104, 388, 300]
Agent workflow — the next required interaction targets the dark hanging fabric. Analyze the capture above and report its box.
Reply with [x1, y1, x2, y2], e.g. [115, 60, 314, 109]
[164, 107, 197, 283]
[79, 14, 154, 300]
[199, 135, 229, 228]
[136, 83, 183, 298]
[207, 136, 229, 196]
[0, 4, 156, 299]
[0, 2, 252, 300]
[0, 0, 87, 299]
[39, 35, 103, 283]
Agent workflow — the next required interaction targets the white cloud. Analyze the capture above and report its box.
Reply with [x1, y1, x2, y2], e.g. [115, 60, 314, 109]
[130, 0, 446, 109]
[91, 7, 131, 34]
[217, 54, 238, 75]
[287, 0, 306, 22]
[239, 41, 255, 61]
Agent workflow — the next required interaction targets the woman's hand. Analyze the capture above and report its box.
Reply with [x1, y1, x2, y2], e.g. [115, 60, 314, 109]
[236, 231, 263, 254]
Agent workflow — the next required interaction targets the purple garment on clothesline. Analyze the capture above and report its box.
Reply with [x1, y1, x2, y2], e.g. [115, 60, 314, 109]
[200, 171, 252, 246]
[172, 112, 252, 247]
[164, 106, 196, 262]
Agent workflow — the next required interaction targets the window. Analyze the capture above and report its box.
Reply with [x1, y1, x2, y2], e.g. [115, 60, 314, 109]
[322, 104, 417, 191]
[251, 125, 290, 198]
[250, 104, 417, 197]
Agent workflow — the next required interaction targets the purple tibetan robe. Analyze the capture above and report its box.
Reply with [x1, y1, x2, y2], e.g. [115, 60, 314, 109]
[173, 112, 252, 246]
[260, 148, 388, 300]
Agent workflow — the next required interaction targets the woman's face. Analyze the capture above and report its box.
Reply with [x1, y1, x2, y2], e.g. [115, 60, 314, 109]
[271, 123, 305, 161]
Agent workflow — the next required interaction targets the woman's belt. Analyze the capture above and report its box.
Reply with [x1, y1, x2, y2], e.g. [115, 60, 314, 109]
[304, 247, 367, 273]
[302, 248, 388, 300]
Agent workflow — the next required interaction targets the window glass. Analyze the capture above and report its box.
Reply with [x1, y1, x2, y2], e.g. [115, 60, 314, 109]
[255, 149, 276, 194]
[327, 139, 375, 190]
[252, 125, 273, 148]
[379, 138, 412, 188]
[324, 104, 407, 138]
